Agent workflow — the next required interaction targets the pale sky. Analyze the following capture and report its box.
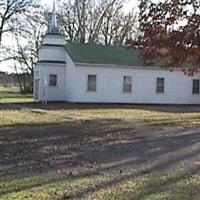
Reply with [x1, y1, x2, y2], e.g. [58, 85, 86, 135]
[40, 0, 137, 13]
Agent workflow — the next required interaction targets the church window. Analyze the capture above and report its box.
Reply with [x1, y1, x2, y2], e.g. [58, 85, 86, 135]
[123, 76, 132, 93]
[49, 74, 57, 86]
[193, 79, 200, 94]
[156, 78, 165, 93]
[87, 75, 97, 92]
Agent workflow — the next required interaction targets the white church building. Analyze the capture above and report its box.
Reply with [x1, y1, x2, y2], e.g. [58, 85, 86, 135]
[34, 6, 200, 105]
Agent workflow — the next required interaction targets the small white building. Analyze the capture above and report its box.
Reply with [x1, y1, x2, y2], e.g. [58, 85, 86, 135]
[34, 9, 200, 105]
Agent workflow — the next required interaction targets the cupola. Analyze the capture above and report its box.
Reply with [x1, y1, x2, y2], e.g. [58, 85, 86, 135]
[42, 0, 65, 46]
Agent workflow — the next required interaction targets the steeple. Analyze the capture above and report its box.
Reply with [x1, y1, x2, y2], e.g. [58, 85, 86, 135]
[48, 0, 59, 34]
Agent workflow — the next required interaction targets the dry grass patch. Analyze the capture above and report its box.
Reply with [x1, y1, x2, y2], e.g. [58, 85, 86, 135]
[0, 86, 200, 200]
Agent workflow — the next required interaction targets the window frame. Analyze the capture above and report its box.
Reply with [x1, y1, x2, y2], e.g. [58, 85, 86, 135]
[156, 77, 165, 94]
[123, 76, 132, 94]
[49, 74, 57, 87]
[87, 74, 97, 92]
[192, 79, 200, 94]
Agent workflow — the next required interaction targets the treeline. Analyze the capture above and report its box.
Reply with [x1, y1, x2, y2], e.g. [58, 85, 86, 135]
[0, 71, 32, 93]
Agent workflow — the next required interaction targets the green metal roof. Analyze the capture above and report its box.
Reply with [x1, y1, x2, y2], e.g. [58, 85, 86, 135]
[65, 43, 144, 66]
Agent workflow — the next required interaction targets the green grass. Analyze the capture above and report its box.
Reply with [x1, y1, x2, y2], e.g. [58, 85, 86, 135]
[1, 170, 199, 200]
[0, 86, 33, 103]
[0, 86, 200, 200]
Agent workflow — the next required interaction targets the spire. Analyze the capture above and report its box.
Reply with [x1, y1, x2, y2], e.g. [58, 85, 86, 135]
[48, 0, 59, 33]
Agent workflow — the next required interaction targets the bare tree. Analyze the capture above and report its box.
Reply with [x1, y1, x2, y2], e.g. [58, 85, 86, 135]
[4, 4, 48, 92]
[0, 0, 30, 49]
[59, 0, 138, 45]
[87, 0, 118, 43]
[101, 5, 137, 46]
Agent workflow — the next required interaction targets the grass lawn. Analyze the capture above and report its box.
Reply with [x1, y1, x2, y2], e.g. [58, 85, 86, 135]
[0, 86, 33, 104]
[0, 86, 200, 200]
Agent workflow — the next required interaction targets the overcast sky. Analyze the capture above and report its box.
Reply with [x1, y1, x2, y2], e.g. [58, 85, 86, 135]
[40, 0, 138, 12]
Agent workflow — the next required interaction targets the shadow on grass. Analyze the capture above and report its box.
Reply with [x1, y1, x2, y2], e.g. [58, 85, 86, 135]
[1, 101, 200, 114]
[0, 117, 200, 198]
